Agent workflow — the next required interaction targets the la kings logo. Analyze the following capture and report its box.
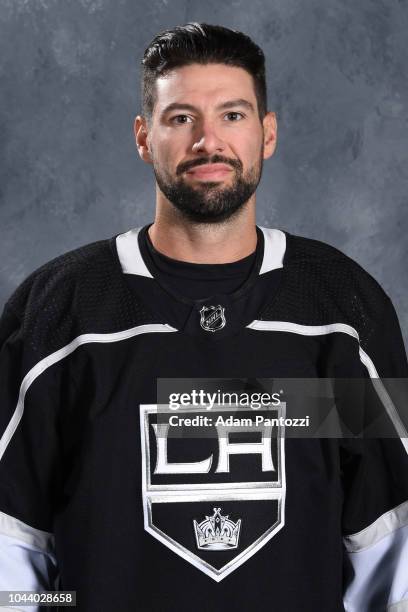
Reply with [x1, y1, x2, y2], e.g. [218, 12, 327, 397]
[140, 404, 286, 581]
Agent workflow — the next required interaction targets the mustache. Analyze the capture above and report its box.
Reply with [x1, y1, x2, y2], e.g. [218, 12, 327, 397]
[177, 154, 242, 175]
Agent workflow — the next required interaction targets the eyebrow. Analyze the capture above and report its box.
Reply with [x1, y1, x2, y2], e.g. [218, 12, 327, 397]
[160, 98, 255, 116]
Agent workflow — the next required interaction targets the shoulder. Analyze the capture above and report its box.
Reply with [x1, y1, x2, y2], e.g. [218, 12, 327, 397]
[3, 235, 156, 359]
[284, 230, 388, 298]
[5, 238, 115, 321]
[266, 230, 391, 347]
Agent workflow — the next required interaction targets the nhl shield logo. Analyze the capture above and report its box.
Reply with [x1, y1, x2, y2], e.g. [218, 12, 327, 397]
[139, 403, 286, 582]
[199, 305, 226, 332]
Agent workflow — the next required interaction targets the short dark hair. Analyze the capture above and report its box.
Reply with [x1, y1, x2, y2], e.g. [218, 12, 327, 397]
[141, 23, 267, 122]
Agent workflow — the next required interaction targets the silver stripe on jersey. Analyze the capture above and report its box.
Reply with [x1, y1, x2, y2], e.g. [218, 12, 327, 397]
[0, 510, 54, 552]
[0, 323, 178, 463]
[343, 500, 408, 552]
[0, 323, 178, 601]
[247, 320, 408, 451]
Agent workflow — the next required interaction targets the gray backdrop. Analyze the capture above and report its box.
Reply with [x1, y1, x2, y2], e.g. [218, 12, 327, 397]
[1, 0, 407, 348]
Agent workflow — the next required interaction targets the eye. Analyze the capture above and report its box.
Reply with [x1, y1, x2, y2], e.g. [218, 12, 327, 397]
[224, 112, 244, 121]
[171, 115, 193, 124]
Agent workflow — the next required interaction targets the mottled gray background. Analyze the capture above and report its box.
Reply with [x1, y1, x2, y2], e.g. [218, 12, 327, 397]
[0, 0, 407, 347]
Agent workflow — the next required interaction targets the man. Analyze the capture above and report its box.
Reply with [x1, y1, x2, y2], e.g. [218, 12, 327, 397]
[0, 22, 407, 612]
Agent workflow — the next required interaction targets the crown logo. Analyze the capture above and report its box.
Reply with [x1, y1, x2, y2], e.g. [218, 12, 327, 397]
[193, 507, 241, 550]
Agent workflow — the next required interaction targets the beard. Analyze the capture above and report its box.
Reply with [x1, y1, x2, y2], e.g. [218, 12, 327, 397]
[151, 150, 264, 224]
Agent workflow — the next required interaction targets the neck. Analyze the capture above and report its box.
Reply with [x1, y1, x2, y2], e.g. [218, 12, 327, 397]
[148, 195, 258, 264]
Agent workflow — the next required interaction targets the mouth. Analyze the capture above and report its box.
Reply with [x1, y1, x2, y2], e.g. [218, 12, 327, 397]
[185, 163, 233, 181]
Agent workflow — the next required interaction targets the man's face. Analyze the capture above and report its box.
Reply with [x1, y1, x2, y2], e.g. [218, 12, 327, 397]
[136, 64, 276, 224]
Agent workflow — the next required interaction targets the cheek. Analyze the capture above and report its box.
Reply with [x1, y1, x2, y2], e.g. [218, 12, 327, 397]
[237, 132, 263, 166]
[152, 134, 184, 170]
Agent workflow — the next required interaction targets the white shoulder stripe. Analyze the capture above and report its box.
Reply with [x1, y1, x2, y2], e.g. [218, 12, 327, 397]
[0, 323, 177, 462]
[247, 320, 359, 339]
[344, 500, 408, 552]
[360, 347, 408, 445]
[247, 320, 408, 451]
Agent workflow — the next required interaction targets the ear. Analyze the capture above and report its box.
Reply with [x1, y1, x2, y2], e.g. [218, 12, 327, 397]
[262, 111, 277, 160]
[134, 115, 152, 163]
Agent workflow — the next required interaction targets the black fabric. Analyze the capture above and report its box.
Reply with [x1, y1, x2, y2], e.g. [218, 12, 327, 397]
[144, 224, 257, 300]
[259, 232, 387, 351]
[5, 239, 161, 371]
[122, 224, 283, 340]
[0, 225, 407, 612]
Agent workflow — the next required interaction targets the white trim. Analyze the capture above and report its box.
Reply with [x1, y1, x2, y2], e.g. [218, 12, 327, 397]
[116, 226, 286, 278]
[359, 348, 408, 450]
[0, 510, 54, 552]
[246, 320, 408, 451]
[0, 531, 58, 610]
[388, 600, 408, 611]
[343, 524, 408, 611]
[116, 228, 153, 277]
[247, 320, 359, 339]
[344, 501, 408, 552]
[0, 323, 178, 462]
[258, 227, 286, 274]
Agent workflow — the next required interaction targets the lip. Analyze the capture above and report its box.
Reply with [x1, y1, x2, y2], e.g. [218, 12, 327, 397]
[185, 163, 233, 180]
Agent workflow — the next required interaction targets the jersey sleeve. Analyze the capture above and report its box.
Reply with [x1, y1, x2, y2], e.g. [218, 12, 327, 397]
[342, 296, 408, 612]
[0, 302, 60, 610]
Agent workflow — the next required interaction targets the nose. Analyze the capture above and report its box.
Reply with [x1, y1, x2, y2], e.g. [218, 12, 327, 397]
[191, 121, 225, 155]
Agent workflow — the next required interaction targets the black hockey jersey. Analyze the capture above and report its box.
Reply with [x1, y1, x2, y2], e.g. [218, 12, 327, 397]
[0, 225, 407, 612]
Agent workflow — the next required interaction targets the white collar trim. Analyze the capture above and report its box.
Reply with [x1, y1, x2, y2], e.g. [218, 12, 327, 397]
[116, 225, 286, 277]
[258, 226, 286, 274]
[116, 227, 153, 278]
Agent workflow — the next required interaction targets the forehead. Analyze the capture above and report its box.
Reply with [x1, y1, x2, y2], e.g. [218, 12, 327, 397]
[153, 63, 257, 111]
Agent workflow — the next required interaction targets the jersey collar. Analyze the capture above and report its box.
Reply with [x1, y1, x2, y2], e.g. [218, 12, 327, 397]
[113, 224, 286, 338]
[116, 224, 286, 280]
